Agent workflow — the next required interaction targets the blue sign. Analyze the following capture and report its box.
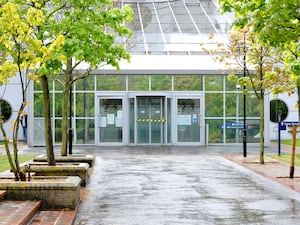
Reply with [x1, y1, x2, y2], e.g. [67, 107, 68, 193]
[278, 121, 299, 156]
[279, 121, 299, 130]
[221, 122, 245, 129]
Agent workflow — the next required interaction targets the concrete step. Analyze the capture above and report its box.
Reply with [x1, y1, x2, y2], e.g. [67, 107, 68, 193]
[29, 210, 77, 225]
[0, 200, 41, 225]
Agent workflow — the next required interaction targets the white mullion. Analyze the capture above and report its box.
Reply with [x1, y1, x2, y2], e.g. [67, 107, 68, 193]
[137, 3, 149, 55]
[52, 80, 56, 144]
[223, 76, 226, 145]
[198, 0, 219, 33]
[169, 0, 191, 55]
[167, 1, 182, 34]
[183, 1, 201, 35]
[152, 1, 168, 55]
[134, 97, 137, 144]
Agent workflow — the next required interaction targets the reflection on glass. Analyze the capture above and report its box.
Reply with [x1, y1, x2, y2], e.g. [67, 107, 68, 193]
[205, 119, 223, 143]
[205, 93, 223, 117]
[99, 99, 123, 142]
[76, 93, 94, 117]
[97, 75, 126, 91]
[177, 99, 200, 142]
[34, 93, 44, 117]
[205, 75, 223, 91]
[128, 75, 149, 90]
[55, 93, 63, 117]
[174, 75, 202, 91]
[76, 76, 95, 91]
[54, 119, 62, 143]
[151, 75, 172, 91]
[76, 119, 95, 144]
[247, 95, 260, 117]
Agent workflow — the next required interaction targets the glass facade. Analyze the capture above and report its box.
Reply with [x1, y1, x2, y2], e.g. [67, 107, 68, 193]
[33, 74, 260, 145]
[31, 0, 260, 146]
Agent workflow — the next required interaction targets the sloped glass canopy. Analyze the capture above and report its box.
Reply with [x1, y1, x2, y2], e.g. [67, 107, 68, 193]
[115, 0, 230, 55]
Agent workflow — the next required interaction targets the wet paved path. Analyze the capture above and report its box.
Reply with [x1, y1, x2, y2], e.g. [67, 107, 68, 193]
[74, 153, 300, 225]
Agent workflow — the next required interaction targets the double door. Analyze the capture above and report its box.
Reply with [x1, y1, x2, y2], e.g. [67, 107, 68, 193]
[136, 97, 168, 144]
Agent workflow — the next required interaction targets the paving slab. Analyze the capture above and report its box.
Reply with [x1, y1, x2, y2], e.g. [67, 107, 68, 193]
[30, 210, 76, 225]
[225, 154, 300, 193]
[74, 153, 300, 225]
[0, 200, 41, 225]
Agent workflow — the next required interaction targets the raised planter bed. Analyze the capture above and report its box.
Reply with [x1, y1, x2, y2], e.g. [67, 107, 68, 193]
[23, 162, 90, 186]
[33, 154, 95, 167]
[0, 176, 81, 209]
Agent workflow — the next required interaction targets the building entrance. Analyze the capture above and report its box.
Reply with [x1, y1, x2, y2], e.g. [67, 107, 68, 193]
[98, 98, 123, 143]
[136, 97, 167, 144]
[176, 98, 203, 144]
[96, 94, 203, 146]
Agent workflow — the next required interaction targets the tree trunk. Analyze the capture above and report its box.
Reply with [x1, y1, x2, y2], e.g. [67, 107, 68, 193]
[0, 119, 18, 180]
[41, 75, 56, 166]
[259, 91, 264, 164]
[290, 125, 297, 178]
[12, 105, 26, 181]
[290, 85, 300, 178]
[61, 84, 70, 156]
[258, 53, 265, 164]
[298, 86, 300, 126]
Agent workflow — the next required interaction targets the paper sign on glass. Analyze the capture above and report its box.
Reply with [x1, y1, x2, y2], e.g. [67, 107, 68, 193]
[107, 114, 115, 125]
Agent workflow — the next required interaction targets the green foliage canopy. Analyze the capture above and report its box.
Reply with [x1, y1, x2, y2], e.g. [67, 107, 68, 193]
[217, 0, 300, 78]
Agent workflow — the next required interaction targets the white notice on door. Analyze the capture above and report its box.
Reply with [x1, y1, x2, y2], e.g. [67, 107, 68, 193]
[115, 117, 122, 127]
[100, 117, 107, 127]
[107, 114, 115, 125]
[177, 115, 191, 125]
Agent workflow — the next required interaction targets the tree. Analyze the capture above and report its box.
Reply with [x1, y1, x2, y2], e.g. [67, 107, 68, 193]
[230, 31, 282, 164]
[217, 0, 300, 117]
[1, 0, 133, 160]
[217, 0, 299, 174]
[0, 2, 66, 178]
[203, 29, 282, 163]
[45, 0, 133, 156]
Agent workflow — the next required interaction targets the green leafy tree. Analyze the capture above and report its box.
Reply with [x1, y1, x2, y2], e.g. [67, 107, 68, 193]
[217, 0, 299, 174]
[217, 0, 300, 118]
[203, 29, 282, 163]
[0, 2, 65, 178]
[2, 0, 133, 160]
[228, 31, 279, 164]
[46, 0, 133, 156]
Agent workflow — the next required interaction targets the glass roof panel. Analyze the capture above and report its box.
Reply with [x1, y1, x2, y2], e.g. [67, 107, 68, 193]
[155, 2, 180, 33]
[122, 0, 231, 55]
[171, 1, 199, 33]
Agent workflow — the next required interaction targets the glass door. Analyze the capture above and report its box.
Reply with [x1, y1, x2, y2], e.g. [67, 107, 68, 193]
[137, 97, 166, 144]
[177, 98, 203, 144]
[98, 98, 123, 143]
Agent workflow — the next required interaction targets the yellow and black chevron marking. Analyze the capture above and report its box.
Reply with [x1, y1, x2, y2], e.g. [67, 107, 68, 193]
[137, 118, 166, 123]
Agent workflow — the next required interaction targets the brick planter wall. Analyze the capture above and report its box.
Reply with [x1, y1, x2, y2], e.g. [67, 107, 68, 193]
[0, 176, 81, 209]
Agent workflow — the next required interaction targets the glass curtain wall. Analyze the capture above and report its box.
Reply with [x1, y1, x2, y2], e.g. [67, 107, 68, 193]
[33, 74, 260, 145]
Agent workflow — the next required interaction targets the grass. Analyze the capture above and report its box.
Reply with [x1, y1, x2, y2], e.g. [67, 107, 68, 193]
[0, 154, 37, 173]
[267, 153, 300, 167]
[279, 139, 300, 146]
